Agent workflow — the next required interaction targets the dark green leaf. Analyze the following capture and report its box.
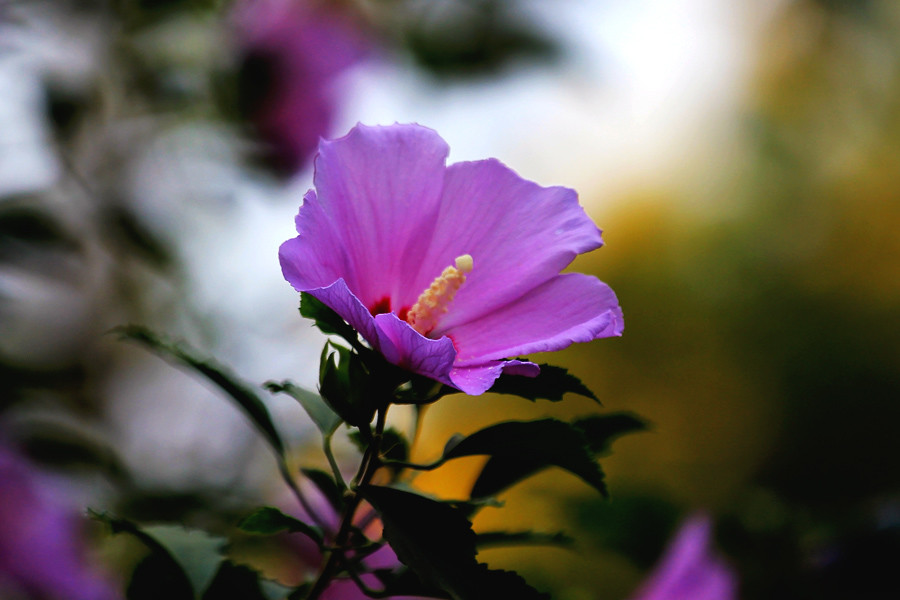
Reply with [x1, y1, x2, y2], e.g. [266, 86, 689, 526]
[202, 561, 270, 600]
[318, 342, 377, 427]
[574, 413, 647, 455]
[362, 485, 548, 600]
[488, 364, 599, 403]
[350, 428, 410, 464]
[265, 380, 341, 435]
[300, 292, 358, 344]
[94, 512, 222, 600]
[475, 530, 574, 549]
[238, 507, 324, 546]
[444, 419, 607, 498]
[113, 325, 285, 456]
[372, 568, 451, 599]
[300, 468, 344, 515]
[128, 552, 193, 600]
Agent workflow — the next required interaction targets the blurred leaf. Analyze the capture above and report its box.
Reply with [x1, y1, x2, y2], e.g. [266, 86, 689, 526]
[238, 507, 324, 546]
[114, 325, 285, 456]
[573, 413, 647, 454]
[265, 380, 341, 435]
[444, 419, 607, 498]
[475, 530, 574, 549]
[362, 485, 549, 600]
[488, 364, 599, 403]
[94, 513, 222, 600]
[142, 524, 225, 596]
[0, 204, 79, 252]
[403, 0, 559, 77]
[300, 468, 344, 515]
[300, 292, 359, 345]
[202, 561, 272, 600]
[101, 206, 174, 268]
[19, 422, 129, 483]
[128, 552, 194, 600]
[372, 567, 451, 599]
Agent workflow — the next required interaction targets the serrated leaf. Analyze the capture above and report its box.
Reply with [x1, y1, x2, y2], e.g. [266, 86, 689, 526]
[94, 512, 222, 600]
[265, 380, 341, 435]
[202, 560, 275, 600]
[238, 507, 324, 546]
[362, 485, 548, 600]
[299, 292, 358, 344]
[300, 468, 343, 515]
[444, 419, 607, 498]
[142, 525, 226, 596]
[573, 413, 647, 455]
[475, 530, 574, 549]
[114, 325, 285, 456]
[488, 364, 598, 403]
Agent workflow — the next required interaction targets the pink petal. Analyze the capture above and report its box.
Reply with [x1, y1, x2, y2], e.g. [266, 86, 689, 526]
[410, 159, 603, 335]
[447, 274, 622, 366]
[449, 360, 540, 395]
[310, 123, 450, 311]
[373, 313, 458, 384]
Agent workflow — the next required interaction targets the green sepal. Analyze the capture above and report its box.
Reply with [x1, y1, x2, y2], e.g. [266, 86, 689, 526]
[318, 342, 377, 427]
[299, 292, 359, 346]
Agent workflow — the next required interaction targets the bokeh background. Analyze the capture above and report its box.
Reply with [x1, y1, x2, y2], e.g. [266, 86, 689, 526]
[2, 0, 900, 598]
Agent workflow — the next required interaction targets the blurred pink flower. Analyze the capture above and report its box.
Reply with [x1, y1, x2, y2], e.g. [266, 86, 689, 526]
[0, 440, 119, 600]
[280, 486, 422, 599]
[280, 123, 623, 394]
[233, 0, 370, 173]
[630, 514, 737, 600]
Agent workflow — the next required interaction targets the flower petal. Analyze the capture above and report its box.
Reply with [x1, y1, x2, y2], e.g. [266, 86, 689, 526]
[373, 313, 457, 383]
[449, 359, 540, 395]
[301, 278, 380, 344]
[410, 159, 603, 334]
[447, 274, 622, 366]
[311, 123, 450, 311]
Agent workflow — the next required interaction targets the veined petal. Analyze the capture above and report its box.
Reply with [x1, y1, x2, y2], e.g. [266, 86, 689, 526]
[300, 278, 380, 344]
[447, 274, 622, 366]
[373, 313, 458, 383]
[311, 123, 450, 311]
[449, 359, 540, 395]
[413, 159, 603, 334]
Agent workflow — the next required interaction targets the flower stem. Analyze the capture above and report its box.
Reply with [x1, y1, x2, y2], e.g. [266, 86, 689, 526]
[304, 406, 389, 600]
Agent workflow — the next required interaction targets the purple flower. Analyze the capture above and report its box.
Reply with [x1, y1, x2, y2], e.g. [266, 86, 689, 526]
[0, 441, 119, 600]
[280, 123, 623, 395]
[630, 515, 737, 600]
[233, 0, 370, 174]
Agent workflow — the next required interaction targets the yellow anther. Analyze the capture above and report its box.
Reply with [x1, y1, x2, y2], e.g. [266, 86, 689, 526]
[407, 254, 473, 336]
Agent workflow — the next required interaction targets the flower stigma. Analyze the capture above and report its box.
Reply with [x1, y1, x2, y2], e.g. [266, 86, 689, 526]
[406, 254, 473, 336]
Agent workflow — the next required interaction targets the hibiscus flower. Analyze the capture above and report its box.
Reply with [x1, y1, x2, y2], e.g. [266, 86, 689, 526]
[280, 123, 622, 395]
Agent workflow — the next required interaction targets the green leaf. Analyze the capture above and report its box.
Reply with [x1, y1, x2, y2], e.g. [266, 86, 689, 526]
[488, 364, 599, 403]
[238, 507, 324, 546]
[264, 380, 341, 435]
[475, 530, 574, 549]
[573, 413, 647, 455]
[299, 292, 358, 345]
[113, 325, 285, 456]
[349, 427, 409, 464]
[444, 419, 607, 498]
[93, 512, 223, 600]
[300, 468, 344, 515]
[202, 560, 283, 600]
[362, 485, 549, 600]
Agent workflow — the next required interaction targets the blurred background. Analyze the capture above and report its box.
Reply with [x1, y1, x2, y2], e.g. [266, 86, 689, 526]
[2, 0, 900, 598]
